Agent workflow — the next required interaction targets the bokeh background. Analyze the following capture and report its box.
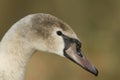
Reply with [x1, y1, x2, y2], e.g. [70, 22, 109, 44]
[0, 0, 120, 80]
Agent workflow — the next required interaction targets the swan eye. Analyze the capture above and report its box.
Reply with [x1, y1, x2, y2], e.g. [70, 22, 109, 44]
[57, 31, 62, 36]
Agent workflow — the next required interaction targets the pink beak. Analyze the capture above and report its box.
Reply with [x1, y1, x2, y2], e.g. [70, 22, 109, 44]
[64, 43, 98, 76]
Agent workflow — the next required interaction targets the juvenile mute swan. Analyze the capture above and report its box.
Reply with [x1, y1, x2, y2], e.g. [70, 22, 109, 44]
[0, 13, 98, 80]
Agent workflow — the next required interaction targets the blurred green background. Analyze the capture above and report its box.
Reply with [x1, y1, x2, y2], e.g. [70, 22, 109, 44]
[0, 0, 120, 80]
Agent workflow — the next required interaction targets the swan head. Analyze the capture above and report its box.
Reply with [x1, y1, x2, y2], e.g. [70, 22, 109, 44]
[14, 13, 98, 76]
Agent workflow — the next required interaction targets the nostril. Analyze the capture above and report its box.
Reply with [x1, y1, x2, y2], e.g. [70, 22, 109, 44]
[57, 31, 62, 36]
[78, 52, 83, 57]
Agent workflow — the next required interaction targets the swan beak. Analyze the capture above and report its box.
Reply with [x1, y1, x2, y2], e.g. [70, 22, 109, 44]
[64, 43, 98, 76]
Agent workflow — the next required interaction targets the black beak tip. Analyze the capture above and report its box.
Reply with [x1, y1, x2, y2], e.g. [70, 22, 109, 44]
[94, 67, 99, 76]
[86, 67, 99, 77]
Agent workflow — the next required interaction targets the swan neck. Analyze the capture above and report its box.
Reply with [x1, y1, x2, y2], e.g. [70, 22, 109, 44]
[0, 32, 35, 80]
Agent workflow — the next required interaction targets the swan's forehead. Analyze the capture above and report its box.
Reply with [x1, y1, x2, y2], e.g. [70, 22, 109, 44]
[31, 13, 77, 39]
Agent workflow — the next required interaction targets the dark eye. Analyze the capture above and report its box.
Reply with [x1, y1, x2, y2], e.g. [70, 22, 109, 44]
[57, 31, 62, 36]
